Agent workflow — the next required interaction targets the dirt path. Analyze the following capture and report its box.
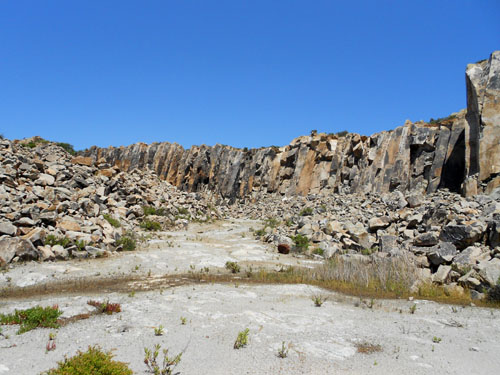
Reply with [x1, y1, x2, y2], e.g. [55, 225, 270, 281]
[1, 220, 499, 374]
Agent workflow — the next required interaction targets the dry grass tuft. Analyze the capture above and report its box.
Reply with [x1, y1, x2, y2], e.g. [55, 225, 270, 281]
[356, 342, 383, 354]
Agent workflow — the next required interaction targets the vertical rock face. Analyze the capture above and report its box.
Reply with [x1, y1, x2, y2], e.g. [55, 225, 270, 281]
[466, 51, 500, 193]
[84, 52, 500, 199]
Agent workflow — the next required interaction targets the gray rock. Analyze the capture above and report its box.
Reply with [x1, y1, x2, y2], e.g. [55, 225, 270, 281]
[440, 223, 484, 250]
[368, 216, 391, 231]
[414, 232, 439, 247]
[0, 237, 39, 265]
[0, 221, 16, 236]
[427, 242, 457, 266]
[477, 258, 500, 287]
[379, 235, 398, 253]
[433, 265, 452, 284]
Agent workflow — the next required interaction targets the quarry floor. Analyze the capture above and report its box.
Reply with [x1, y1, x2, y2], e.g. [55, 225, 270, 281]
[1, 220, 499, 374]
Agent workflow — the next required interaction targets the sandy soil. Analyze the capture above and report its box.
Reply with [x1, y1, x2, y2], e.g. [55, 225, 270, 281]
[1, 220, 499, 374]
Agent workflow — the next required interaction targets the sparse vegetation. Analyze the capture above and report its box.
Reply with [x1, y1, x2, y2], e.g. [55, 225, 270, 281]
[87, 300, 121, 315]
[140, 220, 162, 231]
[45, 345, 133, 375]
[312, 248, 324, 256]
[44, 235, 72, 248]
[299, 207, 313, 216]
[144, 344, 182, 375]
[356, 342, 382, 354]
[428, 114, 456, 125]
[103, 214, 121, 228]
[432, 336, 442, 343]
[409, 304, 417, 314]
[154, 325, 164, 336]
[116, 234, 136, 251]
[234, 328, 250, 349]
[225, 261, 240, 274]
[292, 234, 309, 252]
[277, 341, 289, 358]
[55, 142, 76, 156]
[143, 206, 167, 216]
[180, 317, 187, 325]
[312, 294, 326, 307]
[0, 305, 62, 334]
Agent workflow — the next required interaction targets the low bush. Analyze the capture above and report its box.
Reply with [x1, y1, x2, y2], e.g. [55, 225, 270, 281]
[292, 234, 309, 252]
[44, 235, 72, 248]
[140, 220, 162, 231]
[143, 206, 167, 216]
[225, 261, 240, 274]
[234, 328, 249, 349]
[44, 345, 133, 375]
[116, 235, 136, 251]
[55, 142, 76, 155]
[299, 207, 313, 216]
[0, 305, 62, 334]
[144, 344, 182, 375]
[103, 214, 121, 228]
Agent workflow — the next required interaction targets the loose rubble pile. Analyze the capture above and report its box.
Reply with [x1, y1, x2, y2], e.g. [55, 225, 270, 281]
[0, 137, 221, 266]
[224, 187, 500, 297]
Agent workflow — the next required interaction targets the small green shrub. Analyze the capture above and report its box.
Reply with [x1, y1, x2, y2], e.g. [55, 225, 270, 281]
[234, 328, 249, 349]
[277, 341, 289, 358]
[144, 344, 182, 375]
[225, 261, 240, 274]
[76, 240, 87, 251]
[264, 217, 280, 228]
[140, 220, 162, 231]
[254, 228, 266, 237]
[154, 325, 164, 336]
[299, 207, 313, 216]
[55, 142, 76, 156]
[0, 305, 62, 334]
[409, 304, 417, 314]
[335, 130, 348, 137]
[44, 235, 72, 248]
[103, 214, 121, 228]
[116, 235, 136, 251]
[143, 206, 167, 217]
[180, 317, 187, 325]
[177, 207, 189, 215]
[292, 234, 309, 252]
[312, 295, 326, 307]
[312, 248, 324, 256]
[432, 336, 442, 343]
[45, 345, 133, 375]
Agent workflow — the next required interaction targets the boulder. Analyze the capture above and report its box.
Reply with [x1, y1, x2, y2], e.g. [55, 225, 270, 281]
[368, 216, 391, 231]
[439, 223, 484, 250]
[433, 265, 452, 284]
[0, 221, 16, 236]
[0, 237, 39, 266]
[413, 232, 439, 247]
[427, 242, 457, 266]
[477, 258, 500, 287]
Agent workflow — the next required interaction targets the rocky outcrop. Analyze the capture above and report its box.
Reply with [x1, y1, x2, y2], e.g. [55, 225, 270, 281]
[84, 52, 500, 199]
[0, 137, 221, 266]
[465, 51, 500, 194]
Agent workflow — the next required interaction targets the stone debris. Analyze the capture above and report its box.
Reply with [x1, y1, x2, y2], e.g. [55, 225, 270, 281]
[0, 137, 222, 265]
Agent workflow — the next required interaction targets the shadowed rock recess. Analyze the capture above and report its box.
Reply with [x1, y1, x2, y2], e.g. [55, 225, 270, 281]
[84, 52, 500, 199]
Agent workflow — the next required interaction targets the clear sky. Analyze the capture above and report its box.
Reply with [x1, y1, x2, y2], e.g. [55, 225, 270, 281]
[1, 1, 499, 150]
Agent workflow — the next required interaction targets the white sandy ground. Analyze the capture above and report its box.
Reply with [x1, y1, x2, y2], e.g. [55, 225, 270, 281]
[0, 220, 320, 289]
[0, 220, 500, 374]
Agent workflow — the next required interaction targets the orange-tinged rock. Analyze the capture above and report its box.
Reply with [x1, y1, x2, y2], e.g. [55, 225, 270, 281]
[71, 156, 94, 167]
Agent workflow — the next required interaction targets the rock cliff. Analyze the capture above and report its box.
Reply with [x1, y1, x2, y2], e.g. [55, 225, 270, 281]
[83, 52, 500, 199]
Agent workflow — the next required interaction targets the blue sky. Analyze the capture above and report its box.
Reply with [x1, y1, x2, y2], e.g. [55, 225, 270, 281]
[1, 1, 499, 150]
